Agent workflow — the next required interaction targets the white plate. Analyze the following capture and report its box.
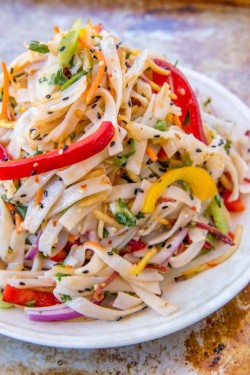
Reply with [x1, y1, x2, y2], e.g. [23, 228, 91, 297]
[0, 68, 249, 349]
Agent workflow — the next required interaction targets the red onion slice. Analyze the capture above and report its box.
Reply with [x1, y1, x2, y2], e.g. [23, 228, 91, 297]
[151, 228, 188, 265]
[25, 304, 82, 322]
[24, 232, 42, 260]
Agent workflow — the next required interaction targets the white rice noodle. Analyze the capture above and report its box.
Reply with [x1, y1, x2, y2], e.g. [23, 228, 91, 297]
[7, 230, 26, 269]
[131, 179, 152, 214]
[137, 78, 152, 100]
[13, 170, 55, 203]
[48, 175, 111, 218]
[75, 251, 105, 275]
[202, 111, 235, 138]
[57, 148, 109, 185]
[105, 183, 141, 202]
[169, 239, 206, 268]
[8, 278, 55, 289]
[126, 138, 147, 175]
[230, 150, 249, 182]
[162, 186, 201, 212]
[125, 279, 161, 295]
[47, 98, 86, 142]
[147, 206, 195, 245]
[63, 245, 86, 268]
[68, 296, 145, 321]
[153, 82, 172, 120]
[205, 154, 225, 180]
[38, 76, 87, 112]
[7, 107, 39, 159]
[22, 177, 65, 233]
[80, 213, 98, 235]
[59, 204, 100, 232]
[39, 214, 63, 255]
[113, 292, 143, 310]
[59, 275, 105, 290]
[100, 35, 123, 110]
[131, 90, 148, 107]
[0, 199, 15, 261]
[130, 283, 176, 317]
[0, 271, 44, 288]
[224, 157, 239, 202]
[31, 252, 43, 271]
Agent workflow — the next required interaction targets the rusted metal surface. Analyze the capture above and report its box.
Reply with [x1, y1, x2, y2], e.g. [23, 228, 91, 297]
[0, 1, 249, 374]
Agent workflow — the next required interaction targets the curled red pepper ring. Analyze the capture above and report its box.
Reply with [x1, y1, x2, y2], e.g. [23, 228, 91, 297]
[152, 58, 207, 144]
[0, 121, 115, 180]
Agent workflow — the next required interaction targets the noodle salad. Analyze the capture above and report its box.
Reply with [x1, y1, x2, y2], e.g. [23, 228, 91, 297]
[0, 19, 249, 322]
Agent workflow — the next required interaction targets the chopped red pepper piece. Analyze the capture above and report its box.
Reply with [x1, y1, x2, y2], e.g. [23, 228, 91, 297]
[222, 190, 245, 212]
[0, 121, 114, 180]
[152, 58, 207, 144]
[0, 144, 9, 161]
[2, 284, 60, 307]
[50, 249, 68, 262]
[157, 147, 168, 162]
[125, 239, 146, 252]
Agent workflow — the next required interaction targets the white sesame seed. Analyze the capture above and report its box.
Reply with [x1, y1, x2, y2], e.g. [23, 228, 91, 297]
[58, 149, 63, 155]
[33, 162, 38, 167]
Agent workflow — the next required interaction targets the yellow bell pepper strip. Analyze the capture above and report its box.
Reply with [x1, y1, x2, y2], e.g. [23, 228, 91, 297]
[130, 247, 157, 275]
[175, 225, 242, 282]
[142, 166, 217, 213]
[1, 61, 10, 121]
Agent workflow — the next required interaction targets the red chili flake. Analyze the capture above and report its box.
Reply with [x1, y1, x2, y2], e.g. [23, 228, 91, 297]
[80, 184, 87, 189]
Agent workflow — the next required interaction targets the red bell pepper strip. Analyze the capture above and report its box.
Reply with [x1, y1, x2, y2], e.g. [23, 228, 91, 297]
[50, 249, 68, 263]
[157, 147, 168, 162]
[0, 121, 114, 180]
[2, 284, 60, 307]
[221, 190, 245, 212]
[152, 58, 207, 144]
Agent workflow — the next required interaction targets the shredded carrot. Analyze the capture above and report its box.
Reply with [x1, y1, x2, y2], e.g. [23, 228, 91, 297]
[53, 25, 60, 34]
[68, 234, 77, 243]
[35, 189, 43, 206]
[173, 114, 182, 128]
[79, 37, 105, 105]
[170, 92, 178, 100]
[1, 62, 10, 121]
[15, 212, 23, 234]
[146, 146, 158, 162]
[141, 74, 161, 92]
[4, 202, 23, 234]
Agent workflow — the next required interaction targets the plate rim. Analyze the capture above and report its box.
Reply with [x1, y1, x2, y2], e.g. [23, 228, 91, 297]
[0, 68, 249, 349]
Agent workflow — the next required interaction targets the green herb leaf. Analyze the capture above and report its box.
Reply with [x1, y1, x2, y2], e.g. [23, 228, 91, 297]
[0, 292, 14, 309]
[29, 41, 49, 54]
[182, 151, 192, 166]
[61, 294, 72, 303]
[206, 232, 215, 249]
[135, 211, 145, 220]
[154, 119, 167, 131]
[103, 228, 109, 238]
[224, 139, 232, 154]
[15, 205, 28, 220]
[61, 69, 90, 91]
[176, 179, 192, 193]
[25, 300, 36, 307]
[182, 110, 190, 126]
[214, 194, 222, 208]
[114, 138, 136, 167]
[112, 248, 119, 254]
[174, 59, 179, 66]
[38, 76, 48, 84]
[55, 272, 70, 281]
[203, 97, 211, 107]
[49, 69, 67, 86]
[33, 149, 44, 156]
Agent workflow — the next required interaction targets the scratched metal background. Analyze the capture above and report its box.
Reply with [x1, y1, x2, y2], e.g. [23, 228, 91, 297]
[0, 1, 249, 374]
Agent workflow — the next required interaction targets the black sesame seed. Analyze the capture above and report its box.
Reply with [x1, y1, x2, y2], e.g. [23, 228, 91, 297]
[62, 144, 68, 151]
[48, 111, 53, 114]
[115, 44, 119, 49]
[82, 270, 89, 274]
[167, 244, 172, 249]
[116, 317, 122, 321]
[10, 67, 14, 74]
[146, 159, 153, 165]
[31, 171, 37, 176]
[107, 251, 113, 256]
[162, 205, 168, 209]
[19, 282, 26, 286]
[211, 145, 217, 148]
[90, 48, 95, 53]
[59, 177, 63, 181]
[60, 46, 66, 52]
[154, 134, 160, 138]
[85, 288, 91, 292]
[78, 290, 85, 293]
[44, 190, 48, 197]
[45, 94, 51, 99]
[128, 100, 132, 107]
[134, 188, 144, 194]
[125, 61, 131, 68]
[179, 227, 182, 231]
[2, 157, 8, 161]
[159, 167, 167, 173]
[62, 97, 69, 101]
[110, 141, 115, 147]
[39, 203, 44, 209]
[148, 245, 153, 249]
[149, 173, 155, 178]
[91, 103, 97, 109]
[10, 210, 15, 216]
[196, 148, 202, 153]
[20, 194, 27, 198]
[190, 193, 194, 200]
[96, 112, 101, 119]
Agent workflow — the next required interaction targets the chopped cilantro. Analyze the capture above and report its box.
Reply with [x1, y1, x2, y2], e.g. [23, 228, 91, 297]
[38, 76, 48, 84]
[182, 110, 190, 126]
[25, 300, 36, 307]
[154, 120, 167, 131]
[136, 211, 145, 220]
[61, 294, 72, 303]
[15, 205, 28, 220]
[49, 69, 67, 86]
[103, 228, 109, 238]
[29, 41, 49, 54]
[224, 139, 232, 154]
[61, 69, 91, 91]
[203, 97, 211, 107]
[55, 272, 70, 281]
